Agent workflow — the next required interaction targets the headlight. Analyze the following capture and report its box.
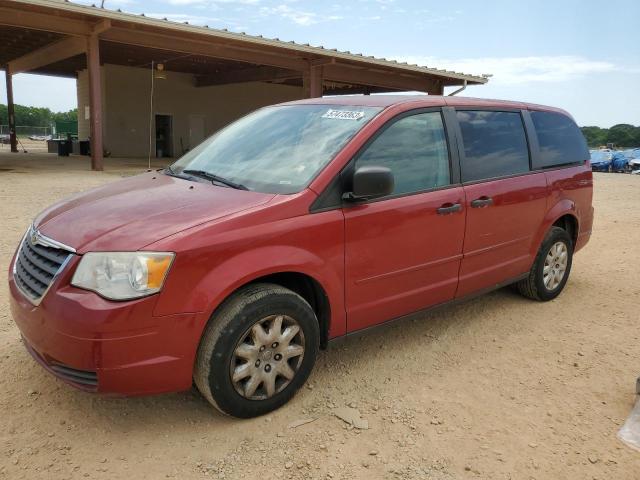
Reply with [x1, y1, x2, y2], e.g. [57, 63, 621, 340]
[71, 252, 175, 300]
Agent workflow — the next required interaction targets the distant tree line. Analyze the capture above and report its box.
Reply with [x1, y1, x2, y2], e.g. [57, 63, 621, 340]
[0, 103, 77, 127]
[580, 124, 640, 148]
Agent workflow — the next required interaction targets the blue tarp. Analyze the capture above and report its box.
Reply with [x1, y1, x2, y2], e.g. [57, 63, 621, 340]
[611, 152, 629, 171]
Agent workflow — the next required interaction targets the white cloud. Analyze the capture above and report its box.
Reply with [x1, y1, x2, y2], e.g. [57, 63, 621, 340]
[260, 4, 343, 26]
[398, 55, 620, 85]
[166, 0, 208, 5]
[166, 0, 259, 4]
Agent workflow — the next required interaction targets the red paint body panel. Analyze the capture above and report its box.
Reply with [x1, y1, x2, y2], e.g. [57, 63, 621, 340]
[457, 173, 548, 297]
[344, 187, 465, 331]
[7, 96, 593, 396]
[8, 261, 202, 394]
[34, 172, 275, 252]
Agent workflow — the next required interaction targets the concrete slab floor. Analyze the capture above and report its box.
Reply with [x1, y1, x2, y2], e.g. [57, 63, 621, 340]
[0, 151, 171, 176]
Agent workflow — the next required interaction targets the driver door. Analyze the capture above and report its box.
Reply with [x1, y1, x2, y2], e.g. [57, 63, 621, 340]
[343, 109, 466, 332]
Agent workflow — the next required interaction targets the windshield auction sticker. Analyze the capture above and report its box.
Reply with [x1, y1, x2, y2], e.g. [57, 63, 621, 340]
[322, 109, 365, 120]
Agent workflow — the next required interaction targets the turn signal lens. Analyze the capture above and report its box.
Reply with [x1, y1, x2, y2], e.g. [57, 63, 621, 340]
[146, 255, 173, 289]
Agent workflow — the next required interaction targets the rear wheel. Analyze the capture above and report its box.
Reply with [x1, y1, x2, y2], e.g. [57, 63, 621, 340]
[516, 226, 573, 301]
[194, 283, 319, 418]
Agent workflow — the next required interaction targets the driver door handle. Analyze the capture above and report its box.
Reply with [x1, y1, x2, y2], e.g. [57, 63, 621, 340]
[437, 203, 462, 215]
[470, 196, 494, 208]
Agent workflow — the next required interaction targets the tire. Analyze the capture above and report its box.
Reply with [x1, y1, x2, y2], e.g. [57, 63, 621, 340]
[194, 283, 319, 418]
[516, 226, 573, 302]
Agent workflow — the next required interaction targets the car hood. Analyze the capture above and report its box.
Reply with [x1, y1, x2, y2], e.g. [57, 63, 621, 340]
[34, 172, 275, 252]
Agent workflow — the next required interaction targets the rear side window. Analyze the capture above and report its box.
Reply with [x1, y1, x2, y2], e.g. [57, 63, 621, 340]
[356, 111, 450, 195]
[456, 110, 530, 182]
[530, 111, 589, 168]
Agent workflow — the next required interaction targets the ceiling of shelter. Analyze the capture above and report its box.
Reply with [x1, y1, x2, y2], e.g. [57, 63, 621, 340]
[0, 30, 398, 91]
[0, 26, 63, 67]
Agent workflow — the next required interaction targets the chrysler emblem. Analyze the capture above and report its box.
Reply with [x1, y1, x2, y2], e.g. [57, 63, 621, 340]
[31, 228, 40, 245]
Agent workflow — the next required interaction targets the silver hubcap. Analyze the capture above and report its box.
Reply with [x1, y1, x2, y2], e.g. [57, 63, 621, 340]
[230, 314, 305, 400]
[543, 241, 568, 291]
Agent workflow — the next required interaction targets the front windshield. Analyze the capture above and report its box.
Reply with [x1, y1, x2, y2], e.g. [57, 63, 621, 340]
[171, 104, 381, 194]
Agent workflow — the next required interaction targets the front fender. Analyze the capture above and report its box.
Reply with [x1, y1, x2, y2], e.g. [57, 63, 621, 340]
[154, 243, 346, 338]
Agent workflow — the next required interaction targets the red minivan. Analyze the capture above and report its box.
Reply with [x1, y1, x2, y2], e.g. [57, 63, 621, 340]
[9, 96, 593, 417]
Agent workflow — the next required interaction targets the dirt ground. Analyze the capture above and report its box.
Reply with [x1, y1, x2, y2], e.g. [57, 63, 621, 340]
[1, 154, 639, 479]
[1, 138, 50, 154]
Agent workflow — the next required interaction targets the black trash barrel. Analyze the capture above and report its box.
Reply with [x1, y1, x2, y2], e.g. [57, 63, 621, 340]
[57, 140, 71, 156]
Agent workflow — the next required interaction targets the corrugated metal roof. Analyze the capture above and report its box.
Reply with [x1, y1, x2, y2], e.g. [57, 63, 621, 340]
[10, 0, 489, 85]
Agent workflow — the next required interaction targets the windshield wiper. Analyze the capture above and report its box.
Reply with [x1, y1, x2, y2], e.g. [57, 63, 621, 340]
[164, 165, 188, 179]
[182, 169, 249, 190]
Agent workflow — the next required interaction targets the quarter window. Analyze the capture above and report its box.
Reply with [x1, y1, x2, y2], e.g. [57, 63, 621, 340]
[457, 110, 530, 182]
[356, 112, 450, 195]
[530, 111, 589, 168]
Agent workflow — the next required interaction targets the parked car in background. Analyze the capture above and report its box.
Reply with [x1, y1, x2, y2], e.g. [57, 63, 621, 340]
[623, 149, 640, 173]
[611, 151, 630, 172]
[590, 150, 613, 172]
[0, 134, 10, 145]
[9, 96, 594, 418]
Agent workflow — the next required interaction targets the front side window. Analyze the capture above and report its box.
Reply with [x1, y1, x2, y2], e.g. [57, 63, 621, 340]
[355, 111, 451, 196]
[457, 110, 530, 182]
[171, 105, 381, 194]
[530, 111, 589, 168]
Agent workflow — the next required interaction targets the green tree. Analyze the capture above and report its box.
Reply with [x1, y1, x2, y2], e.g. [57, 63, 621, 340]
[581, 126, 607, 147]
[0, 103, 77, 127]
[607, 124, 640, 148]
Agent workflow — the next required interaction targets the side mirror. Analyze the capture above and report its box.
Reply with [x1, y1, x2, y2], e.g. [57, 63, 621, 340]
[343, 166, 394, 202]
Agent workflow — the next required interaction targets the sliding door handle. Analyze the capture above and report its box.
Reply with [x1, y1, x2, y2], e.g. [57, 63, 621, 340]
[437, 203, 462, 215]
[470, 196, 493, 208]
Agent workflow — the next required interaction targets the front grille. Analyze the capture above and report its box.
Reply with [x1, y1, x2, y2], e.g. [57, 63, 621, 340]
[14, 233, 72, 303]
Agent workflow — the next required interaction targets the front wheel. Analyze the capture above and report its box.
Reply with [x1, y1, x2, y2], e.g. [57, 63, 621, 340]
[516, 226, 573, 301]
[194, 283, 319, 418]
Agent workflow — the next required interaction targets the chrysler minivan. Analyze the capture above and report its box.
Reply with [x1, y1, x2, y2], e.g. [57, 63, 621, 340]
[9, 96, 593, 418]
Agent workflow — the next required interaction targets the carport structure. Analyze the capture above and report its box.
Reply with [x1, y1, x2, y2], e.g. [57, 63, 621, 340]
[1, 0, 488, 171]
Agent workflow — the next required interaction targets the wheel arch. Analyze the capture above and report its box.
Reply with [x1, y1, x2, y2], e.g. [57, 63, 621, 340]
[552, 213, 579, 247]
[532, 199, 579, 257]
[244, 272, 332, 349]
[199, 268, 334, 352]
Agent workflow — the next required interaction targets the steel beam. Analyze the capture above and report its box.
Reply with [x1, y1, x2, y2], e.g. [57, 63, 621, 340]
[8, 36, 88, 75]
[101, 27, 308, 71]
[309, 65, 323, 98]
[4, 66, 18, 153]
[87, 34, 103, 171]
[0, 7, 92, 36]
[323, 63, 441, 94]
[195, 66, 300, 87]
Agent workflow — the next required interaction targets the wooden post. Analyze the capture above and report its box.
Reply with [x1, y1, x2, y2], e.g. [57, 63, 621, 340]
[4, 66, 18, 153]
[87, 34, 103, 171]
[309, 65, 323, 98]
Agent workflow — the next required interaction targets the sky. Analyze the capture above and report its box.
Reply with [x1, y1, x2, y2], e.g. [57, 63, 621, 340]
[2, 0, 639, 127]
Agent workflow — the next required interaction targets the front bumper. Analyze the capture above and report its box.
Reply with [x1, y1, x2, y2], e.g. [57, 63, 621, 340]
[9, 255, 204, 396]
